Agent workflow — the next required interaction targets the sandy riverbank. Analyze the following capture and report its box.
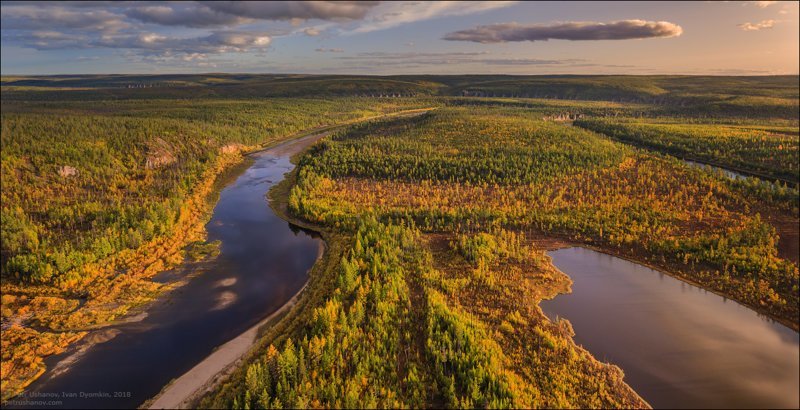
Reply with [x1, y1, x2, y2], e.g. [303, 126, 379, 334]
[145, 109, 435, 409]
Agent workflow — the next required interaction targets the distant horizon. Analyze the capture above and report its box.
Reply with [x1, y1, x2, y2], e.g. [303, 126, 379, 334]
[3, 72, 800, 78]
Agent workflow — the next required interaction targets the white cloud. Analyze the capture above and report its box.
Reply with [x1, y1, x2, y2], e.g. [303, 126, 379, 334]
[19, 30, 88, 49]
[738, 19, 775, 31]
[94, 31, 272, 57]
[125, 4, 251, 28]
[206, 1, 378, 22]
[750, 1, 778, 8]
[1, 5, 129, 33]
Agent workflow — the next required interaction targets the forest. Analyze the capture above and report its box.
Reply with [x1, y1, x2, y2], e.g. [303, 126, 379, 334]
[0, 91, 432, 399]
[204, 78, 797, 408]
[285, 108, 798, 326]
[203, 219, 646, 408]
[575, 117, 799, 184]
[1, 75, 798, 407]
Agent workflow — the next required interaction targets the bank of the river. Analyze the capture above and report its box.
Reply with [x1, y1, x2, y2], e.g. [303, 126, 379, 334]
[8, 135, 325, 409]
[202, 110, 795, 409]
[573, 121, 799, 187]
[142, 109, 435, 409]
[1, 145, 250, 402]
[541, 247, 799, 408]
[144, 132, 330, 410]
[196, 126, 654, 409]
[573, 121, 799, 259]
[149, 109, 437, 409]
[530, 232, 799, 332]
[3, 108, 436, 407]
[547, 120, 799, 328]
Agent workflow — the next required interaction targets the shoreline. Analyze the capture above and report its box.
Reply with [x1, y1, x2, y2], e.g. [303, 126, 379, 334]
[153, 107, 791, 409]
[144, 128, 332, 410]
[534, 236, 799, 332]
[145, 260, 317, 410]
[2, 107, 435, 404]
[143, 109, 436, 408]
[573, 121, 799, 187]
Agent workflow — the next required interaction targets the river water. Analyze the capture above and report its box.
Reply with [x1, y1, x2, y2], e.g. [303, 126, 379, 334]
[684, 159, 748, 181]
[540, 247, 799, 409]
[13, 136, 324, 409]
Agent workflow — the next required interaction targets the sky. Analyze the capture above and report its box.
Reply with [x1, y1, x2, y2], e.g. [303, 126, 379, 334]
[1, 1, 798, 75]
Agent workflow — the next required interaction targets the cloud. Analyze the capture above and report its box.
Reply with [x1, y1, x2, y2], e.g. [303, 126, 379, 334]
[89, 31, 271, 61]
[304, 27, 321, 36]
[333, 51, 589, 68]
[750, 1, 777, 8]
[9, 30, 89, 49]
[2, 2, 380, 32]
[205, 1, 379, 21]
[479, 58, 583, 65]
[1, 4, 129, 33]
[315, 47, 344, 52]
[8, 29, 274, 59]
[334, 51, 489, 68]
[349, 1, 516, 33]
[706, 68, 774, 74]
[443, 20, 683, 43]
[738, 19, 775, 31]
[124, 4, 250, 28]
[12, 29, 272, 56]
[337, 51, 489, 60]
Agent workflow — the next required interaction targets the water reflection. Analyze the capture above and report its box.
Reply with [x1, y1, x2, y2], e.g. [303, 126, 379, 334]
[684, 159, 747, 180]
[540, 247, 799, 409]
[288, 221, 321, 238]
[15, 145, 322, 408]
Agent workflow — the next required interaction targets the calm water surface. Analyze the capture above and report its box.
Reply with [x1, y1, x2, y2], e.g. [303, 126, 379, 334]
[540, 247, 799, 409]
[684, 159, 749, 181]
[14, 140, 322, 408]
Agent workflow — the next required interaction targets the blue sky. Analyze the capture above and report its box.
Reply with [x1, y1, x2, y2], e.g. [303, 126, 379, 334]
[1, 1, 798, 75]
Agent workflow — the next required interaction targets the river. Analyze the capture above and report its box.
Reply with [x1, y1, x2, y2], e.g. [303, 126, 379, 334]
[12, 134, 325, 409]
[684, 159, 748, 181]
[540, 247, 799, 409]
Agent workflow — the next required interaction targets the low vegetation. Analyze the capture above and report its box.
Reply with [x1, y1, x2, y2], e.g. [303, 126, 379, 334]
[206, 96, 797, 408]
[204, 220, 645, 408]
[289, 108, 799, 327]
[0, 93, 431, 400]
[576, 117, 799, 184]
[2, 75, 798, 406]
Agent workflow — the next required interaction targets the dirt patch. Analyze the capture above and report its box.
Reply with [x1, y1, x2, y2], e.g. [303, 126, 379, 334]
[771, 216, 799, 265]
